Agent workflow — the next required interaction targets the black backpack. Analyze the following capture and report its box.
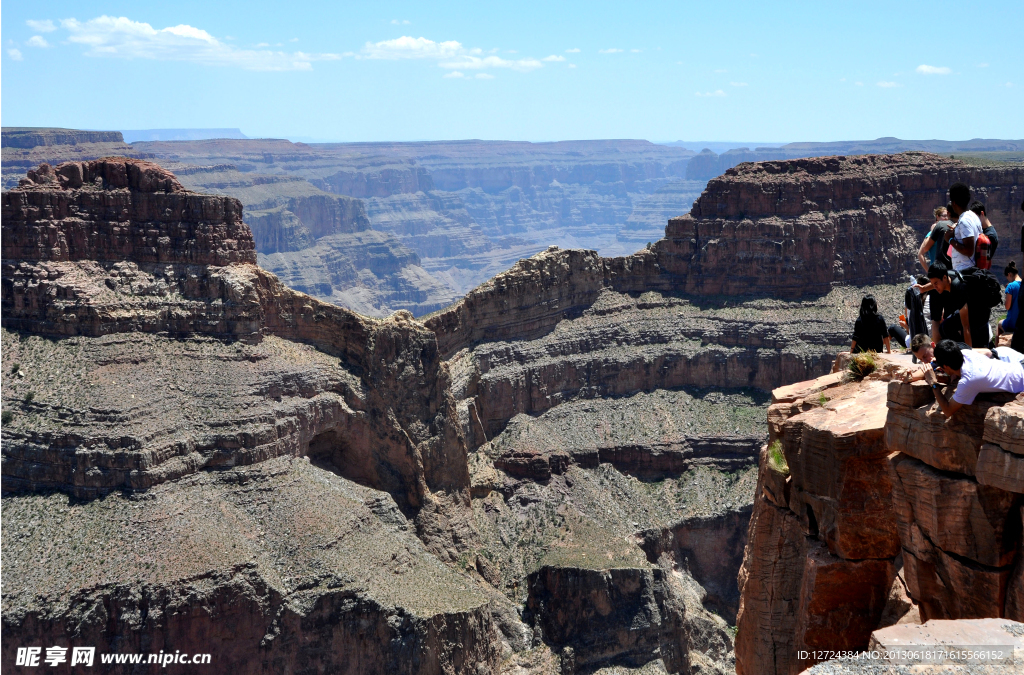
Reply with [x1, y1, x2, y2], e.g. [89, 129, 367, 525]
[959, 267, 1003, 309]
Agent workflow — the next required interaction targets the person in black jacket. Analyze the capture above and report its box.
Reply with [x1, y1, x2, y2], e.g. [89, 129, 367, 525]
[915, 262, 993, 348]
[850, 295, 891, 354]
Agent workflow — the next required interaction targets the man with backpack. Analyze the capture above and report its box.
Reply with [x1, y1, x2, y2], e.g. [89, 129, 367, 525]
[916, 262, 1001, 348]
[970, 200, 998, 266]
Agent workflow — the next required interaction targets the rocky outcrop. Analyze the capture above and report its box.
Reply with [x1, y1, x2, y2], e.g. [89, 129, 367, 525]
[665, 153, 1024, 295]
[313, 165, 434, 198]
[736, 353, 1024, 674]
[1, 158, 467, 515]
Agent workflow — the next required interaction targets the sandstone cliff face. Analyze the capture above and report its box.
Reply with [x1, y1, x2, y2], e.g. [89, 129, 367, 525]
[735, 353, 1024, 675]
[661, 153, 1024, 297]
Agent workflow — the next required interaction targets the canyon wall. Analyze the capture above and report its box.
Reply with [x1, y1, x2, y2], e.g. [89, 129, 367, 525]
[734, 354, 1024, 675]
[660, 153, 1024, 298]
[1, 157, 744, 675]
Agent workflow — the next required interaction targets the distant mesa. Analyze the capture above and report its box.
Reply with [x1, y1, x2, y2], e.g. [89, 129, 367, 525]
[120, 128, 249, 143]
[682, 136, 1024, 180]
[1, 127, 125, 148]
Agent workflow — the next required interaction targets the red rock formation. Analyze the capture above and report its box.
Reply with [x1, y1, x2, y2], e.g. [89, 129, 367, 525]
[737, 353, 1024, 674]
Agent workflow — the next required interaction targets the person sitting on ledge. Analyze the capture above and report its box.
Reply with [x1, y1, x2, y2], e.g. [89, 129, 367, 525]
[850, 294, 891, 354]
[926, 339, 1024, 418]
[998, 261, 1020, 339]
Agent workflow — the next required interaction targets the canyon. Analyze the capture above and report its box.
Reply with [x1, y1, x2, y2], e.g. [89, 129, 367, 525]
[2, 150, 1023, 674]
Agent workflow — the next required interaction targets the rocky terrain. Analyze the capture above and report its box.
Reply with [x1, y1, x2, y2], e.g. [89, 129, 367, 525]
[734, 352, 1024, 675]
[3, 150, 1021, 674]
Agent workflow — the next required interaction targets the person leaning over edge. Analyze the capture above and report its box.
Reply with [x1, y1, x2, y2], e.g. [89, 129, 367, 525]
[902, 332, 1023, 382]
[915, 262, 990, 348]
[947, 182, 983, 273]
[925, 339, 1024, 418]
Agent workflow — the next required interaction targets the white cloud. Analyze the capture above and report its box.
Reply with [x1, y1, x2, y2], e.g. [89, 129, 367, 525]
[290, 38, 299, 42]
[59, 16, 339, 71]
[440, 54, 542, 71]
[714, 68, 727, 73]
[630, 49, 641, 53]
[978, 63, 989, 67]
[363, 35, 462, 59]
[28, 35, 50, 48]
[877, 81, 901, 87]
[565, 48, 580, 53]
[855, 81, 863, 86]
[599, 48, 623, 54]
[730, 81, 747, 87]
[27, 19, 57, 32]
[568, 63, 576, 69]
[8, 48, 24, 60]
[1007, 82, 1014, 87]
[363, 34, 547, 73]
[916, 64, 951, 75]
[475, 73, 494, 79]
[391, 19, 411, 25]
[255, 42, 270, 48]
[695, 89, 726, 97]
[542, 54, 565, 62]
[443, 70, 465, 78]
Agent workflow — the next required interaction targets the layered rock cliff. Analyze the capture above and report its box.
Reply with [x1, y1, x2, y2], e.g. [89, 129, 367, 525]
[660, 153, 1024, 297]
[173, 164, 460, 316]
[1, 157, 742, 675]
[734, 353, 1024, 675]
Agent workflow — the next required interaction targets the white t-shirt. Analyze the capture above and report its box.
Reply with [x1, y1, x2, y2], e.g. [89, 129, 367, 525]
[951, 350, 1024, 405]
[950, 210, 983, 272]
[992, 346, 1024, 365]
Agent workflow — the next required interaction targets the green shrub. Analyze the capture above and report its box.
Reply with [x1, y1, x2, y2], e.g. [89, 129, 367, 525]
[10, 363, 20, 374]
[1, 410, 12, 425]
[23, 392, 35, 404]
[767, 440, 789, 476]
[848, 351, 877, 380]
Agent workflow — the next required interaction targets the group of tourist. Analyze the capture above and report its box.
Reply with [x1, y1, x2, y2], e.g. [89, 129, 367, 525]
[850, 182, 1024, 417]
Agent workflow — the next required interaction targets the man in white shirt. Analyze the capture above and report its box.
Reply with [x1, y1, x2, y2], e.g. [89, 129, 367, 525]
[947, 183, 983, 272]
[927, 339, 1024, 418]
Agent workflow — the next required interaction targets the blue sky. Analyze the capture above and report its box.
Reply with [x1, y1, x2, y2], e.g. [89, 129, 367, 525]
[2, 0, 1022, 143]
